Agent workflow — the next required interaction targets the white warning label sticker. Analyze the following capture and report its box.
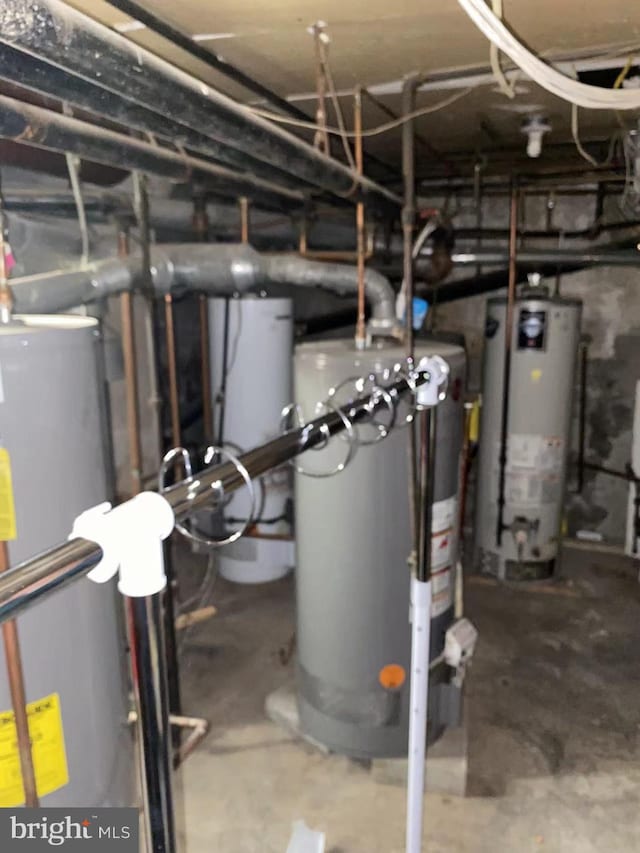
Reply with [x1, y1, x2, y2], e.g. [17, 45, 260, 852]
[431, 566, 453, 618]
[430, 496, 457, 617]
[505, 434, 564, 473]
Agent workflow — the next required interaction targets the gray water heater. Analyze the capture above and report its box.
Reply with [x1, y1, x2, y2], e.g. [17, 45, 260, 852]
[474, 291, 582, 580]
[0, 316, 133, 807]
[294, 338, 466, 759]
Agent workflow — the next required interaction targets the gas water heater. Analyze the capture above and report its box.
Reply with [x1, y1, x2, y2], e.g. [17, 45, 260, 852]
[294, 338, 466, 758]
[0, 315, 133, 807]
[474, 288, 582, 580]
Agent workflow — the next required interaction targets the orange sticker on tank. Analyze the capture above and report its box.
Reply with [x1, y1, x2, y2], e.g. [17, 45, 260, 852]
[379, 664, 406, 690]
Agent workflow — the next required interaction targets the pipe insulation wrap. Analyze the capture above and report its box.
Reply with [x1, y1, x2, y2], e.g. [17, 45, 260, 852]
[9, 244, 396, 328]
[262, 254, 396, 328]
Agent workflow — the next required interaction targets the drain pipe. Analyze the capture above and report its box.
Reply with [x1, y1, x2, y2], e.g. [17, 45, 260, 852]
[8, 245, 397, 335]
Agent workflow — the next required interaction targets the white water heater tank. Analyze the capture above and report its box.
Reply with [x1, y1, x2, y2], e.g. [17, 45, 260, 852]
[209, 295, 294, 583]
[0, 315, 133, 807]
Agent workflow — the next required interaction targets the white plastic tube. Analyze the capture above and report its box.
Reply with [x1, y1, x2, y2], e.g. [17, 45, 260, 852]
[405, 576, 432, 853]
[457, 0, 640, 110]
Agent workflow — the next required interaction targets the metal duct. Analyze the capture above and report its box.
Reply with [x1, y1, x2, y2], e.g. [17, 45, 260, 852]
[263, 254, 396, 330]
[0, 0, 400, 211]
[9, 244, 396, 331]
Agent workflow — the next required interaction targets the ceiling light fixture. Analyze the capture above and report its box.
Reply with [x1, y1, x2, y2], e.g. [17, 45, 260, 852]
[521, 115, 551, 158]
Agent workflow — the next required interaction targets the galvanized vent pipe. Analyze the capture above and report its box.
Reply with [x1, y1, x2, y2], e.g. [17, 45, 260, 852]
[9, 243, 397, 332]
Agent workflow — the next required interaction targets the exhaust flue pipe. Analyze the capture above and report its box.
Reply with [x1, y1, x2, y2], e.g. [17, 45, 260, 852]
[9, 244, 396, 333]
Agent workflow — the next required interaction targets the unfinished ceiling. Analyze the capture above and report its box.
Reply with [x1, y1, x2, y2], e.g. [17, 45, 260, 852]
[67, 0, 640, 180]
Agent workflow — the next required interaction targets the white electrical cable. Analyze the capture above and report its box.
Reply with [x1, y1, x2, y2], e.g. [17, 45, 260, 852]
[570, 104, 599, 167]
[65, 153, 89, 266]
[62, 103, 89, 265]
[489, 0, 516, 98]
[249, 86, 476, 137]
[457, 0, 640, 109]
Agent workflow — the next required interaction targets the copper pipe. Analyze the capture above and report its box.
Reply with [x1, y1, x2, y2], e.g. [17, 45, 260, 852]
[172, 714, 210, 766]
[496, 184, 519, 547]
[0, 541, 38, 806]
[0, 190, 13, 325]
[129, 710, 209, 768]
[354, 85, 366, 350]
[402, 73, 422, 553]
[199, 296, 213, 442]
[298, 246, 374, 263]
[164, 294, 181, 449]
[298, 218, 308, 255]
[458, 401, 474, 545]
[311, 24, 330, 155]
[193, 199, 213, 442]
[118, 229, 143, 497]
[239, 197, 250, 244]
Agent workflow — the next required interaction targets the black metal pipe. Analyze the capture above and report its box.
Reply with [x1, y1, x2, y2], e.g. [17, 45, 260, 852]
[0, 0, 400, 211]
[451, 248, 640, 266]
[217, 298, 231, 446]
[133, 175, 183, 751]
[0, 94, 304, 211]
[410, 237, 640, 305]
[583, 461, 633, 481]
[496, 186, 519, 548]
[0, 42, 311, 192]
[104, 0, 311, 122]
[104, 0, 399, 184]
[577, 341, 589, 494]
[1, 188, 129, 218]
[416, 407, 437, 583]
[128, 594, 176, 853]
[453, 221, 640, 240]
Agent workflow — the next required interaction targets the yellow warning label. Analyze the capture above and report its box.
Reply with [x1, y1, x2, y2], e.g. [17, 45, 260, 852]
[0, 692, 69, 806]
[0, 447, 17, 541]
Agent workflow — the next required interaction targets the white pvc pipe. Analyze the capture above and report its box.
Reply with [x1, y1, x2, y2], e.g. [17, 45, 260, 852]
[405, 575, 432, 853]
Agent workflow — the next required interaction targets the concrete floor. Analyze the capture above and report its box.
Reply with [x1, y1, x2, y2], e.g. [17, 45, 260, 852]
[174, 545, 640, 852]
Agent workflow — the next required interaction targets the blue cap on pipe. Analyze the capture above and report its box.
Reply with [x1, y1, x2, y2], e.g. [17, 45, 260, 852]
[412, 297, 429, 330]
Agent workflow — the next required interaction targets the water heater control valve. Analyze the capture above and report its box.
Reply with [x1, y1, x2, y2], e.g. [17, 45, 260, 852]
[69, 492, 175, 598]
[415, 355, 450, 406]
[444, 618, 478, 674]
